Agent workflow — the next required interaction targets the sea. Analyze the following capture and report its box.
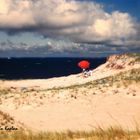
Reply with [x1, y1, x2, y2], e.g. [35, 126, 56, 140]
[0, 57, 106, 80]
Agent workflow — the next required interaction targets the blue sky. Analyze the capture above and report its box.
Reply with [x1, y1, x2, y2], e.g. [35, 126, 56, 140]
[0, 0, 140, 57]
[93, 0, 140, 20]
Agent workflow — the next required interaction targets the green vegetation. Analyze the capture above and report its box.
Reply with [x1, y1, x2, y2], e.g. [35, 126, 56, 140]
[127, 53, 140, 62]
[127, 53, 140, 58]
[0, 110, 14, 126]
[0, 89, 9, 95]
[0, 126, 140, 140]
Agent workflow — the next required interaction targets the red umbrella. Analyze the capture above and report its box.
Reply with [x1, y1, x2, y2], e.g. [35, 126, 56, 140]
[78, 60, 90, 69]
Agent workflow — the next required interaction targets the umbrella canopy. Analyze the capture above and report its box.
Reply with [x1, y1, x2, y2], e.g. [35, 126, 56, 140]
[78, 60, 90, 69]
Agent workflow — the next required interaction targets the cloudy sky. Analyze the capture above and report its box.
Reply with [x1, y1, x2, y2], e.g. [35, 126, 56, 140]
[0, 0, 140, 57]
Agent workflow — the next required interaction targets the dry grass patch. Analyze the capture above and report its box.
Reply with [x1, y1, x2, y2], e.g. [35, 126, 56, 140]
[0, 127, 140, 140]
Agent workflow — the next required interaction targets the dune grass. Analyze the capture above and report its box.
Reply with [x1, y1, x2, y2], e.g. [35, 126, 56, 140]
[128, 53, 140, 58]
[45, 68, 140, 92]
[0, 126, 140, 140]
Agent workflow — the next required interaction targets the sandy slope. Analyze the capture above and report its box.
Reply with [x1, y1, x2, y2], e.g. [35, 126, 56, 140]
[0, 60, 139, 90]
[1, 88, 140, 131]
[0, 54, 140, 132]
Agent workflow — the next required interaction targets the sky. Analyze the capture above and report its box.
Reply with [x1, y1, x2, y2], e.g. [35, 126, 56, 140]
[0, 0, 140, 57]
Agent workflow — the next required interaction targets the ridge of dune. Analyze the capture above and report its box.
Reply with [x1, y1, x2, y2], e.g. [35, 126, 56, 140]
[0, 53, 140, 90]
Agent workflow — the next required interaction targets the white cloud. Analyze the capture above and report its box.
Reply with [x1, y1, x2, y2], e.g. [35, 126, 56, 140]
[0, 0, 139, 47]
[0, 0, 34, 28]
[94, 12, 136, 38]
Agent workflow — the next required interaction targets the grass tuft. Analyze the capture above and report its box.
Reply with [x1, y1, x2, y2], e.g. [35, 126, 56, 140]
[0, 126, 140, 140]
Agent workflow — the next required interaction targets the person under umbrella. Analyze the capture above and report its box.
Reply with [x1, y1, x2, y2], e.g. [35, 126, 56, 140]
[78, 60, 91, 77]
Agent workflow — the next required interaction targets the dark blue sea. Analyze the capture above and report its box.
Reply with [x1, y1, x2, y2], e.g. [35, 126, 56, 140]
[0, 57, 106, 80]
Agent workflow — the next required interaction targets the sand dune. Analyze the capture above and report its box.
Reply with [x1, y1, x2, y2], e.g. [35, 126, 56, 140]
[0, 54, 140, 132]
